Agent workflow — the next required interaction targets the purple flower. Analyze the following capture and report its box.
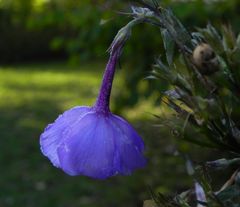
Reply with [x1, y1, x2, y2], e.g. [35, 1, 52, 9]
[40, 24, 146, 179]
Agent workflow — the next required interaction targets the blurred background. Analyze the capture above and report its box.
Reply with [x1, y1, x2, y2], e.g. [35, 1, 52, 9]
[0, 0, 239, 207]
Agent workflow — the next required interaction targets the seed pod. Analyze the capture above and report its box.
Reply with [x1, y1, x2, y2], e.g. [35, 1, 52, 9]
[193, 43, 219, 75]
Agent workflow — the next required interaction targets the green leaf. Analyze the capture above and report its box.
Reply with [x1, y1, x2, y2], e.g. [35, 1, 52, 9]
[236, 33, 240, 48]
[161, 28, 175, 66]
[198, 23, 224, 53]
[222, 25, 235, 51]
[217, 184, 240, 207]
[159, 9, 192, 51]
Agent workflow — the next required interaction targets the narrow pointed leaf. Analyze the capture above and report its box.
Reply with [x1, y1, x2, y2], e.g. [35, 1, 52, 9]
[161, 28, 175, 66]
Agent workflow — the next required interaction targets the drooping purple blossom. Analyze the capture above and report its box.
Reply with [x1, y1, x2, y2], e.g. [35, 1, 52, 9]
[40, 21, 146, 179]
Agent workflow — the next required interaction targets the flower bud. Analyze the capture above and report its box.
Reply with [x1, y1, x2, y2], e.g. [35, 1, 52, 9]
[206, 158, 240, 170]
[131, 6, 154, 18]
[206, 158, 229, 170]
[193, 43, 219, 75]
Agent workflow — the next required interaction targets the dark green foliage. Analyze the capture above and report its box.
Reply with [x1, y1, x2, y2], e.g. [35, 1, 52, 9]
[116, 0, 240, 111]
[0, 0, 63, 62]
[122, 1, 240, 206]
[151, 17, 240, 155]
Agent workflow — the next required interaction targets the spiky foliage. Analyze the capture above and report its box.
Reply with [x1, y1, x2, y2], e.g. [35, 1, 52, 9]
[125, 1, 240, 206]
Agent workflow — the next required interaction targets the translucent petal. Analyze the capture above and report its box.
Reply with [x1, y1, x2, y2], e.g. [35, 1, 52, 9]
[112, 115, 145, 150]
[40, 106, 91, 167]
[110, 115, 147, 174]
[58, 113, 116, 179]
[40, 108, 146, 179]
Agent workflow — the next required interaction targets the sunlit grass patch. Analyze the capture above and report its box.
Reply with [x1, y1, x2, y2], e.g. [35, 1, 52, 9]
[0, 62, 104, 108]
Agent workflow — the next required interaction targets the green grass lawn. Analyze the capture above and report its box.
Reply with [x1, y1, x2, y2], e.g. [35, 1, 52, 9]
[0, 62, 192, 207]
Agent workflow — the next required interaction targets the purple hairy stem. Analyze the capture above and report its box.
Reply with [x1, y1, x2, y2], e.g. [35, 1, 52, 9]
[94, 46, 122, 113]
[94, 18, 143, 113]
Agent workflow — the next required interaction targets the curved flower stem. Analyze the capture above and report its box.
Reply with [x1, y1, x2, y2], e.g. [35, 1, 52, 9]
[94, 49, 120, 113]
[94, 18, 144, 114]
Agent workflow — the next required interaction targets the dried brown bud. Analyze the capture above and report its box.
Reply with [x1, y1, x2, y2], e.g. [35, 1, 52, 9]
[193, 43, 219, 75]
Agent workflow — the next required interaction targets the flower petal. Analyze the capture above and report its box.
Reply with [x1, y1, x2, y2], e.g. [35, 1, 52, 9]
[110, 115, 147, 174]
[40, 106, 91, 167]
[58, 113, 116, 179]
